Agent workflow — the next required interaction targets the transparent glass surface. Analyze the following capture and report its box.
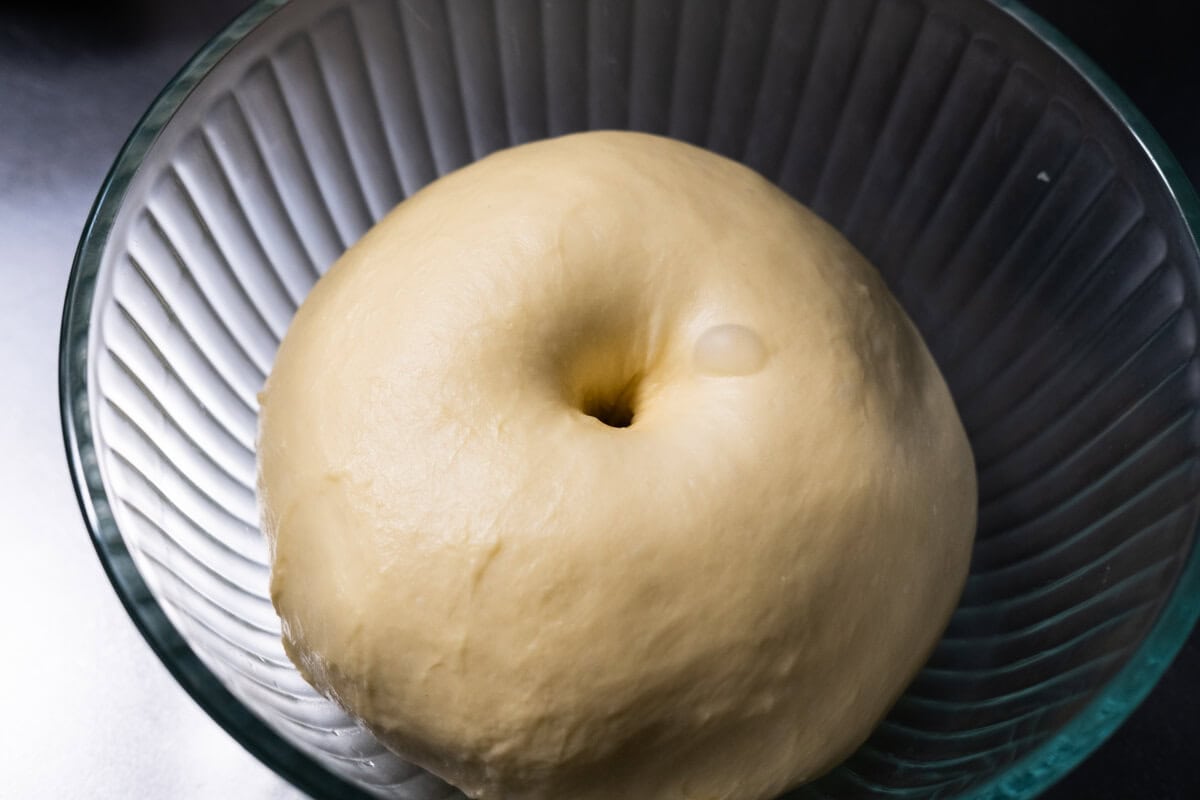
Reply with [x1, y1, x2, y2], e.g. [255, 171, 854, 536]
[60, 1, 1200, 798]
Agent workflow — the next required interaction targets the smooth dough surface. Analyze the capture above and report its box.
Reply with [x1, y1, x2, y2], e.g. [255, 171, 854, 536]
[259, 131, 976, 800]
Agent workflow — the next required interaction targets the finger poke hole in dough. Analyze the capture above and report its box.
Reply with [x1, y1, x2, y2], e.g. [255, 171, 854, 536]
[578, 370, 642, 428]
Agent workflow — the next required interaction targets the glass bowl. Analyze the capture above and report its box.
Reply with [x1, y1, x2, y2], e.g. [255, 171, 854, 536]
[60, 0, 1200, 798]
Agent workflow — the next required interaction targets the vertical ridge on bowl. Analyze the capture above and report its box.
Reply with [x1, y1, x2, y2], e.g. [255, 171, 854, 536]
[775, 0, 888, 203]
[584, 0, 632, 130]
[668, 0, 729, 144]
[703, 0, 780, 159]
[66, 1, 1200, 798]
[541, 0, 588, 136]
[627, 0, 681, 134]
[308, 8, 407, 222]
[806, 0, 924, 226]
[274, 34, 378, 246]
[494, 0, 547, 143]
[741, 0, 828, 179]
[236, 65, 350, 267]
[451, 1, 514, 156]
[351, 2, 439, 194]
[398, 0, 475, 171]
[204, 96, 329, 280]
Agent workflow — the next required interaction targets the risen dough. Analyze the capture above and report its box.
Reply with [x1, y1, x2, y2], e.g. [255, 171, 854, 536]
[259, 131, 976, 800]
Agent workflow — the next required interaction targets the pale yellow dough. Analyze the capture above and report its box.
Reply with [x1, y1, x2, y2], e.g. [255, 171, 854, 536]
[258, 131, 976, 800]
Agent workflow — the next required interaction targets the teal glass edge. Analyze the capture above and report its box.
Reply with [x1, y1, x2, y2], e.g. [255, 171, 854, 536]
[962, 2, 1200, 799]
[56, 1, 1200, 799]
[57, 0, 377, 797]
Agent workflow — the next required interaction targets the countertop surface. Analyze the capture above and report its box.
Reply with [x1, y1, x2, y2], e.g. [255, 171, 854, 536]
[1, 1, 1197, 798]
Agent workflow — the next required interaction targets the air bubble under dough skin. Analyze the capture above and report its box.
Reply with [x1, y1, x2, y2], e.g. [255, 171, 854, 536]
[258, 131, 976, 800]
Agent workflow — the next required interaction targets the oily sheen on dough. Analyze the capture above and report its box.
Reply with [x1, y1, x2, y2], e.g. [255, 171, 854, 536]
[258, 131, 976, 800]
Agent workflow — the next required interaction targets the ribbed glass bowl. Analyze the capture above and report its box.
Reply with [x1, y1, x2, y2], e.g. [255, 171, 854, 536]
[60, 0, 1200, 798]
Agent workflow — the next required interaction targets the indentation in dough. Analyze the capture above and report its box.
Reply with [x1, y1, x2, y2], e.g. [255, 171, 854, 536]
[693, 324, 767, 376]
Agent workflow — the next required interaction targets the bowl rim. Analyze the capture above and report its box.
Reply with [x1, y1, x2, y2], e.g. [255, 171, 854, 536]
[58, 1, 1200, 798]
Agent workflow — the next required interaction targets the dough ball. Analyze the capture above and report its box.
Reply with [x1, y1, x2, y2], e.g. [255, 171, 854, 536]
[258, 131, 976, 800]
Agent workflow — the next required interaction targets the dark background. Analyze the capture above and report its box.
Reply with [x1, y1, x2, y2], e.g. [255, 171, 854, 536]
[1, 0, 1196, 797]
